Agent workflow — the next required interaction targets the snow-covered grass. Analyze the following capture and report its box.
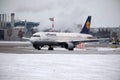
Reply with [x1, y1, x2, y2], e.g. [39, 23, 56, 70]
[0, 53, 120, 80]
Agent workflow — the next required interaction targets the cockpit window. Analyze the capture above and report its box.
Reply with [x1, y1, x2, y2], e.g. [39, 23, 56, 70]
[33, 35, 40, 37]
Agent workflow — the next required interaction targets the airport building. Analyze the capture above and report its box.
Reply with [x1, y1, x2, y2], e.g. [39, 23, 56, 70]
[90, 27, 120, 43]
[0, 13, 39, 41]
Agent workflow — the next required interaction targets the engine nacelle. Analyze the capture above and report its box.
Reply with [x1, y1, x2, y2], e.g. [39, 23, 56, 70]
[64, 42, 74, 50]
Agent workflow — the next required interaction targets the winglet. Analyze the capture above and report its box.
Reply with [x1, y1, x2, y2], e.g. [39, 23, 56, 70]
[80, 16, 91, 34]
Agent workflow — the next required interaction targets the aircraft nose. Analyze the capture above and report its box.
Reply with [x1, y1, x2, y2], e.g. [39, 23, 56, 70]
[30, 37, 36, 43]
[30, 37, 40, 43]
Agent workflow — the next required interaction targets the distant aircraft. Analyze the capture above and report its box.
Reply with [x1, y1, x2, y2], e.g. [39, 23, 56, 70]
[30, 16, 99, 50]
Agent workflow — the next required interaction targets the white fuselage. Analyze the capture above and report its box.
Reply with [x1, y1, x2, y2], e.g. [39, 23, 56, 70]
[30, 32, 93, 43]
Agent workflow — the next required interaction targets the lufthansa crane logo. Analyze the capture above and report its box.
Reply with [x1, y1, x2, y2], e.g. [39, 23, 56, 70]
[86, 21, 90, 29]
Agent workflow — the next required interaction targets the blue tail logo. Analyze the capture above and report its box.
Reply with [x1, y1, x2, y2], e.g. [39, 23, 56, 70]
[80, 16, 91, 34]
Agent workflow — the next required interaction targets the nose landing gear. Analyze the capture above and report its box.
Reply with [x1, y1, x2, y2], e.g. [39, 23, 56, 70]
[33, 44, 41, 50]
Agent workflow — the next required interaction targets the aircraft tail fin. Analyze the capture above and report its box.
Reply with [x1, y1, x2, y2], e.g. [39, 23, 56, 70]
[80, 16, 91, 34]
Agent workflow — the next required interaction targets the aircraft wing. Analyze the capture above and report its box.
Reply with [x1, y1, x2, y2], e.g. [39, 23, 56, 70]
[70, 39, 100, 45]
[69, 38, 109, 46]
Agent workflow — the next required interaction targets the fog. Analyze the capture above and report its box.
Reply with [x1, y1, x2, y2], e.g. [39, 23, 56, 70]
[0, 0, 120, 31]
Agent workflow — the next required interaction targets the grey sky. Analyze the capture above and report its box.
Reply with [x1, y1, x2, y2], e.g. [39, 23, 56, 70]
[0, 0, 120, 31]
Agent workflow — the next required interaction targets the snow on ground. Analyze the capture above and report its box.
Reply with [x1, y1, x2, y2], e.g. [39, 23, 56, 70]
[0, 53, 120, 80]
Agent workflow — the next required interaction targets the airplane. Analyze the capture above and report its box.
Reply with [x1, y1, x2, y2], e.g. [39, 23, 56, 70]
[29, 16, 99, 51]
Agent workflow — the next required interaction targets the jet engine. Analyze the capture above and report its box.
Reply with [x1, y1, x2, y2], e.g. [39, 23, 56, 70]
[64, 42, 74, 50]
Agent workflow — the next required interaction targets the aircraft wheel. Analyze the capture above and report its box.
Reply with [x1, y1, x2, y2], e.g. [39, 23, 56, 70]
[37, 47, 41, 50]
[33, 44, 41, 50]
[68, 48, 74, 51]
[48, 46, 54, 50]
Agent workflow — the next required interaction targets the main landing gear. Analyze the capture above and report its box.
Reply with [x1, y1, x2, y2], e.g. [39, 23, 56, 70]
[48, 46, 54, 50]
